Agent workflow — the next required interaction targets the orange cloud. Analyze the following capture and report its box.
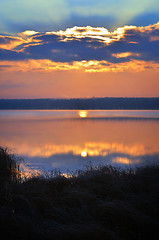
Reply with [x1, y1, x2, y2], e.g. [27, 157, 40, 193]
[0, 32, 42, 51]
[46, 26, 113, 44]
[112, 52, 140, 58]
[1, 22, 158, 50]
[0, 24, 137, 53]
[45, 23, 159, 44]
[46, 25, 139, 44]
[19, 30, 39, 37]
[0, 35, 27, 50]
[0, 59, 158, 73]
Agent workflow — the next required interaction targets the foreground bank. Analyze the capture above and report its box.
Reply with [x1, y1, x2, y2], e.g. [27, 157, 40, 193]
[0, 147, 159, 240]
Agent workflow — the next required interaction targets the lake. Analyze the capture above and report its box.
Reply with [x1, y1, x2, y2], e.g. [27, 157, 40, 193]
[0, 110, 159, 175]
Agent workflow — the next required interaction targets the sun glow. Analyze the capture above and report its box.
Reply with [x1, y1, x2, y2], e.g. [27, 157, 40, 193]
[79, 111, 87, 118]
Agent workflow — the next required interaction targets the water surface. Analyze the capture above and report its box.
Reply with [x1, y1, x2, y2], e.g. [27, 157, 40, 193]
[0, 110, 159, 175]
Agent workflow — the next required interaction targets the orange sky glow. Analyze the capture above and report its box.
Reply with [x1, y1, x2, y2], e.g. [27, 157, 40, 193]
[0, 23, 159, 98]
[0, 67, 159, 98]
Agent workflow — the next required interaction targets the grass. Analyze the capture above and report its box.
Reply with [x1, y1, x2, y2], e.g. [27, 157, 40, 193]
[0, 147, 159, 240]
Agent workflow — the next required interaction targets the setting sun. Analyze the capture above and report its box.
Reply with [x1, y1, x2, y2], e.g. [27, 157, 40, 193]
[79, 111, 87, 118]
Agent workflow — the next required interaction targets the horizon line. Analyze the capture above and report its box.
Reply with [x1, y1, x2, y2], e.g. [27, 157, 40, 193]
[0, 97, 159, 100]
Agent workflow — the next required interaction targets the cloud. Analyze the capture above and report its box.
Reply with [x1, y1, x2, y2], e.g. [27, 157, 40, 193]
[0, 35, 26, 50]
[0, 22, 159, 72]
[112, 52, 140, 58]
[19, 30, 40, 37]
[1, 59, 158, 73]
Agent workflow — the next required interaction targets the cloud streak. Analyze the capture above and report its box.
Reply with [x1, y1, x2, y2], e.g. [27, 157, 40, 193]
[0, 22, 159, 72]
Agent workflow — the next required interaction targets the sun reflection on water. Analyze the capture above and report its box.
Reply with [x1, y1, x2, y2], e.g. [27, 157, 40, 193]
[112, 157, 140, 165]
[81, 150, 87, 157]
[79, 111, 87, 118]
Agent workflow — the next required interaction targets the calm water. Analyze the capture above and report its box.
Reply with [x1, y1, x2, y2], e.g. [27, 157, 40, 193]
[0, 110, 159, 175]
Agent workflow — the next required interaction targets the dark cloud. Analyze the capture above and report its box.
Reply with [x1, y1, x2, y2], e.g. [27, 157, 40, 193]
[0, 36, 13, 45]
[0, 23, 159, 64]
[108, 27, 159, 62]
[0, 49, 24, 60]
[23, 35, 109, 62]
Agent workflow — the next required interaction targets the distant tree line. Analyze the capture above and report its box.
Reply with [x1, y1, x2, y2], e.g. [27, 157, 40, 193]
[0, 97, 159, 110]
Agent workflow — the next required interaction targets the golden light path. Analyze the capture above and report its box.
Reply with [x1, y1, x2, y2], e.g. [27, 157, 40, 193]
[4, 141, 159, 159]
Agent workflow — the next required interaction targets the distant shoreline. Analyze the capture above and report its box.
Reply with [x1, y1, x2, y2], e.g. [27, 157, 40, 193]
[0, 97, 159, 110]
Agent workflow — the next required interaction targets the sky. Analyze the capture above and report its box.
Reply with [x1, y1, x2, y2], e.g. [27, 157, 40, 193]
[0, 0, 159, 98]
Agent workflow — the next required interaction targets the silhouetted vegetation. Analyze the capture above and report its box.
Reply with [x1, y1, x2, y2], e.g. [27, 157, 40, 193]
[0, 147, 21, 204]
[0, 147, 159, 239]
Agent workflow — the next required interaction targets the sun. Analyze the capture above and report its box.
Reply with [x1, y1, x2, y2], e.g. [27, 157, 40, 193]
[79, 111, 87, 118]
